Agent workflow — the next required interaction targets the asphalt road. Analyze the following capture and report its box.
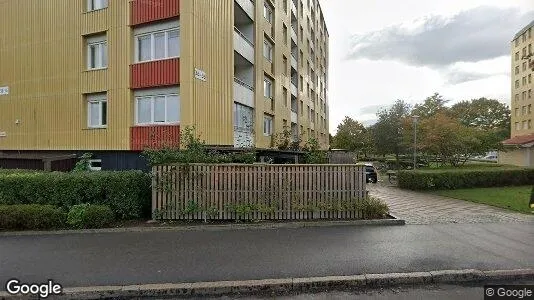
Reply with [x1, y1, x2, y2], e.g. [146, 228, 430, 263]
[0, 223, 533, 290]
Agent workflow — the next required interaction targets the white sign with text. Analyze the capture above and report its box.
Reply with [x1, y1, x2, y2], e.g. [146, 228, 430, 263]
[0, 86, 9, 95]
[194, 69, 207, 82]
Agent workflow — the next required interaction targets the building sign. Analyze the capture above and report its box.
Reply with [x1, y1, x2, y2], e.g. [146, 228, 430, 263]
[194, 68, 207, 82]
[0, 132, 6, 137]
[0, 86, 8, 95]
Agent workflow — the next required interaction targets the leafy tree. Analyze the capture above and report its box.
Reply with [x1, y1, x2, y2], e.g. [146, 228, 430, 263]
[449, 97, 511, 140]
[332, 117, 372, 158]
[371, 100, 412, 165]
[411, 92, 449, 118]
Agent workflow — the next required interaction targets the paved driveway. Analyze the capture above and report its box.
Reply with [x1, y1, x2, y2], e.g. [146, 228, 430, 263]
[368, 183, 534, 225]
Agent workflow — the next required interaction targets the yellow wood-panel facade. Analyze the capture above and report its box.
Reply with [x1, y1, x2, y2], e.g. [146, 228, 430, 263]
[0, 0, 131, 150]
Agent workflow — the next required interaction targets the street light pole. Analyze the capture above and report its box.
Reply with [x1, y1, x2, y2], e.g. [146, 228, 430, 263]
[412, 115, 419, 170]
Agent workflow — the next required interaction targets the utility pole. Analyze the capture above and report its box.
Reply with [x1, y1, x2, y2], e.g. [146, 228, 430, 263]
[412, 115, 420, 170]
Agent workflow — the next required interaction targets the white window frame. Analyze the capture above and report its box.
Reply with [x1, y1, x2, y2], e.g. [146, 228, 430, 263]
[87, 93, 107, 129]
[87, 0, 108, 12]
[88, 159, 102, 171]
[264, 2, 273, 23]
[135, 90, 180, 125]
[264, 77, 273, 99]
[263, 38, 273, 62]
[86, 37, 107, 70]
[135, 27, 180, 63]
[263, 115, 273, 136]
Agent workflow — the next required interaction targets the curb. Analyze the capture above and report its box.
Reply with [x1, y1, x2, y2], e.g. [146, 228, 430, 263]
[0, 218, 405, 237]
[1, 269, 532, 299]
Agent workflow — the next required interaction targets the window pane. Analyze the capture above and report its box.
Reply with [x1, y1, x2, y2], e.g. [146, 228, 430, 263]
[154, 96, 166, 122]
[168, 30, 179, 57]
[101, 42, 107, 67]
[154, 32, 166, 59]
[137, 98, 151, 124]
[101, 101, 107, 126]
[89, 102, 100, 126]
[138, 35, 151, 62]
[167, 95, 180, 123]
[89, 45, 96, 68]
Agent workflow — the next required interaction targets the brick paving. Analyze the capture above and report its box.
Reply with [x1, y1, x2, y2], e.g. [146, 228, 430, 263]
[368, 183, 534, 224]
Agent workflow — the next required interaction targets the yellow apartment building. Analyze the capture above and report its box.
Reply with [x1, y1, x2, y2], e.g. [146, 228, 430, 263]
[500, 19, 534, 167]
[0, 0, 330, 170]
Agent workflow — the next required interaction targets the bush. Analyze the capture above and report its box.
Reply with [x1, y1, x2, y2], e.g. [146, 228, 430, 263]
[67, 204, 115, 229]
[398, 168, 534, 190]
[0, 205, 65, 230]
[358, 197, 389, 219]
[0, 171, 151, 219]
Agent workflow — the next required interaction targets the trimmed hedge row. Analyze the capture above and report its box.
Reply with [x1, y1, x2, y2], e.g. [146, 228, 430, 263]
[398, 168, 534, 190]
[0, 205, 65, 230]
[0, 171, 151, 219]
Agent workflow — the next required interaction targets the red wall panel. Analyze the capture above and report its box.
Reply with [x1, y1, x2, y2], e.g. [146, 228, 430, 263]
[130, 125, 181, 151]
[130, 58, 180, 89]
[131, 0, 180, 26]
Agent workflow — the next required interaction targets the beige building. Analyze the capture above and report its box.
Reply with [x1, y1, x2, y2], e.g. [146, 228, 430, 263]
[0, 0, 330, 170]
[500, 20, 534, 167]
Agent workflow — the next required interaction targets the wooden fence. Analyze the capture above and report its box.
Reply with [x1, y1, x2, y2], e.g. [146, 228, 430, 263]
[152, 164, 367, 220]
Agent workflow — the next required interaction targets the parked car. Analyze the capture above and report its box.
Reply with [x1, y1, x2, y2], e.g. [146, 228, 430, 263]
[364, 164, 378, 183]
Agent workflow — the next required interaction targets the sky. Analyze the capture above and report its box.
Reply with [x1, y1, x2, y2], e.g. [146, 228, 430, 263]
[318, 0, 534, 134]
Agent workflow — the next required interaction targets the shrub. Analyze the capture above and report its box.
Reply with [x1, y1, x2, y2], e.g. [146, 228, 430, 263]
[398, 168, 534, 190]
[358, 197, 389, 219]
[0, 171, 151, 219]
[67, 204, 115, 229]
[0, 205, 65, 230]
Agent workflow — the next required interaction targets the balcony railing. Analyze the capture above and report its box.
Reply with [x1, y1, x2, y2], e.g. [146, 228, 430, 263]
[290, 55, 298, 69]
[234, 27, 254, 47]
[234, 77, 254, 91]
[234, 27, 255, 64]
[290, 82, 298, 96]
[235, 0, 255, 21]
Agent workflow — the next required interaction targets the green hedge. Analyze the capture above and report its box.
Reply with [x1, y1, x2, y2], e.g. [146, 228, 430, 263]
[398, 168, 534, 190]
[0, 205, 65, 230]
[67, 204, 115, 229]
[0, 171, 151, 219]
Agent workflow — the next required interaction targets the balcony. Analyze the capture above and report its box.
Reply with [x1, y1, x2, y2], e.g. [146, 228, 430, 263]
[291, 0, 297, 14]
[234, 77, 255, 108]
[291, 111, 298, 123]
[235, 0, 255, 21]
[290, 82, 298, 96]
[234, 27, 255, 64]
[130, 0, 180, 26]
[290, 55, 298, 69]
[234, 131, 254, 148]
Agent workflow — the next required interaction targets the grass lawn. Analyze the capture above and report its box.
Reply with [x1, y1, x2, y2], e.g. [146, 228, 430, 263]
[431, 186, 533, 214]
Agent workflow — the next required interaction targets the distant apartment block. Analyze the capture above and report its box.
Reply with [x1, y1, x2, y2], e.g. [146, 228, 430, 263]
[0, 0, 330, 170]
[500, 19, 534, 167]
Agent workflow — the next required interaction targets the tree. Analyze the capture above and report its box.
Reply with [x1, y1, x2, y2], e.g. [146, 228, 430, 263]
[449, 97, 511, 140]
[411, 93, 449, 118]
[371, 100, 412, 165]
[332, 117, 372, 158]
[416, 112, 493, 166]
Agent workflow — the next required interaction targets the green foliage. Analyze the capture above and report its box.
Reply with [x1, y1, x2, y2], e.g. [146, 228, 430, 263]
[67, 204, 115, 229]
[371, 99, 412, 157]
[358, 197, 389, 219]
[143, 126, 256, 165]
[0, 171, 151, 219]
[398, 168, 534, 190]
[332, 117, 373, 156]
[411, 92, 449, 119]
[274, 125, 305, 151]
[0, 205, 65, 230]
[303, 138, 328, 164]
[72, 153, 93, 172]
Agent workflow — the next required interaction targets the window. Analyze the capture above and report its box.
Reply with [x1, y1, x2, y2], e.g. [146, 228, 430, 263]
[283, 0, 288, 13]
[529, 28, 532, 39]
[529, 74, 532, 84]
[529, 120, 532, 129]
[135, 28, 180, 63]
[529, 104, 532, 114]
[523, 120, 528, 130]
[264, 2, 273, 23]
[523, 62, 527, 71]
[88, 159, 102, 171]
[523, 47, 527, 57]
[300, 100, 304, 116]
[523, 34, 526, 43]
[515, 52, 519, 61]
[515, 108, 519, 117]
[523, 91, 527, 100]
[87, 0, 108, 11]
[263, 115, 273, 136]
[234, 103, 254, 131]
[529, 44, 532, 54]
[523, 77, 527, 86]
[87, 93, 107, 128]
[299, 75, 303, 91]
[86, 35, 107, 70]
[515, 94, 519, 101]
[515, 122, 520, 130]
[283, 87, 288, 107]
[515, 80, 520, 88]
[263, 38, 273, 62]
[522, 106, 527, 115]
[529, 89, 532, 99]
[282, 56, 288, 75]
[283, 24, 288, 45]
[264, 76, 273, 99]
[135, 89, 180, 125]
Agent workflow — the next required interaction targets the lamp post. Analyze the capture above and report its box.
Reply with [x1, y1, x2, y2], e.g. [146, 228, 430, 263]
[412, 115, 420, 170]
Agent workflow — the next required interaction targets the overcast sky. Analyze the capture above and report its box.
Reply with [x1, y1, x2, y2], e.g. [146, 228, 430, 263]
[319, 0, 534, 134]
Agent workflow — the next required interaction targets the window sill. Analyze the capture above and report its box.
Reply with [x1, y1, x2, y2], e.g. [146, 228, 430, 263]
[133, 56, 180, 65]
[84, 126, 108, 130]
[85, 67, 108, 72]
[134, 123, 180, 127]
[83, 7, 108, 14]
